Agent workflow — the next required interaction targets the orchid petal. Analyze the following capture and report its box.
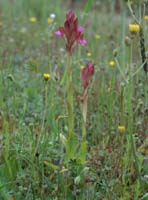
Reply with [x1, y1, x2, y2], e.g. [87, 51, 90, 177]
[78, 26, 85, 32]
[79, 39, 87, 45]
[54, 30, 63, 36]
[54, 27, 65, 36]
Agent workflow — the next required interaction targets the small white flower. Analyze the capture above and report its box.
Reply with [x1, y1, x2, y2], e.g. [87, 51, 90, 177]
[144, 175, 148, 179]
[74, 176, 81, 185]
[50, 13, 56, 19]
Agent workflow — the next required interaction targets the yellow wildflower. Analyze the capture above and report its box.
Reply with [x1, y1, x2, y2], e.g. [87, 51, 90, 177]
[94, 34, 101, 40]
[43, 73, 50, 81]
[129, 24, 140, 34]
[109, 60, 115, 68]
[118, 126, 125, 133]
[80, 65, 85, 69]
[144, 15, 148, 20]
[47, 17, 53, 24]
[87, 52, 92, 57]
[29, 17, 37, 23]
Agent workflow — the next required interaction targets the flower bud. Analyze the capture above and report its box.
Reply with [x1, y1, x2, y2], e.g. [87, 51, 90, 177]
[74, 176, 81, 185]
[125, 36, 131, 46]
[113, 49, 118, 57]
[81, 61, 94, 90]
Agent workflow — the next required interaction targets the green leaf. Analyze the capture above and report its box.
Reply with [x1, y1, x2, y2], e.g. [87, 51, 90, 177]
[0, 180, 10, 199]
[44, 161, 59, 170]
[79, 141, 87, 164]
[66, 134, 77, 161]
[141, 193, 148, 200]
[60, 67, 68, 85]
[84, 0, 93, 13]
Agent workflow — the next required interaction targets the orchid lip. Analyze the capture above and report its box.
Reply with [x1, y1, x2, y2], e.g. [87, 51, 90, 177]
[54, 30, 63, 36]
[78, 26, 85, 32]
[54, 10, 87, 53]
[79, 39, 87, 45]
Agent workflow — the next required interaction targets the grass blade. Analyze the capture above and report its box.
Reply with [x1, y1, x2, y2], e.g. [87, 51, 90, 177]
[84, 0, 93, 13]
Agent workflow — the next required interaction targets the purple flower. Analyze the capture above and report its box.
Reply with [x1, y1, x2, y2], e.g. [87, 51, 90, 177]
[54, 10, 87, 55]
[81, 61, 94, 90]
[54, 27, 65, 36]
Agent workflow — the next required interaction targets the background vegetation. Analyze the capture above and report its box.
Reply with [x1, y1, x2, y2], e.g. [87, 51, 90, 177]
[0, 0, 147, 199]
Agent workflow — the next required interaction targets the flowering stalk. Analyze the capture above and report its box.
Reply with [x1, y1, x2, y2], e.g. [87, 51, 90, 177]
[54, 10, 86, 55]
[127, 2, 147, 185]
[35, 73, 50, 156]
[127, 1, 146, 186]
[55, 10, 87, 161]
[80, 61, 94, 163]
[127, 1, 148, 73]
[126, 18, 143, 188]
[129, 40, 143, 188]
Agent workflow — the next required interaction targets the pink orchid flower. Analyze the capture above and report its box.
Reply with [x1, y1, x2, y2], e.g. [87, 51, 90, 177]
[54, 10, 87, 55]
[81, 61, 94, 90]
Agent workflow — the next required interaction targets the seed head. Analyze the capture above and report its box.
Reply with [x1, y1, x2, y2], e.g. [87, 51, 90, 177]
[125, 36, 131, 46]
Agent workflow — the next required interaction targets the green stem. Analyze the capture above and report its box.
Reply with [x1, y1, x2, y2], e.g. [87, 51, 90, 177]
[130, 131, 142, 186]
[139, 27, 148, 73]
[79, 94, 87, 164]
[127, 1, 139, 24]
[114, 57, 128, 83]
[120, 85, 124, 125]
[82, 96, 87, 139]
[66, 54, 76, 161]
[35, 82, 48, 156]
[128, 38, 142, 188]
[41, 83, 48, 132]
[67, 55, 74, 138]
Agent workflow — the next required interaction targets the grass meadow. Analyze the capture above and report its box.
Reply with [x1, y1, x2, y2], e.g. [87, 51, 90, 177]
[0, 0, 148, 199]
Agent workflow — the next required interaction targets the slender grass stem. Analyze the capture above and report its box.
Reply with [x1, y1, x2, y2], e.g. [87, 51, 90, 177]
[114, 57, 128, 83]
[41, 83, 48, 132]
[127, 1, 139, 24]
[35, 82, 48, 155]
[79, 94, 87, 164]
[128, 36, 142, 190]
[82, 96, 87, 139]
[139, 27, 148, 73]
